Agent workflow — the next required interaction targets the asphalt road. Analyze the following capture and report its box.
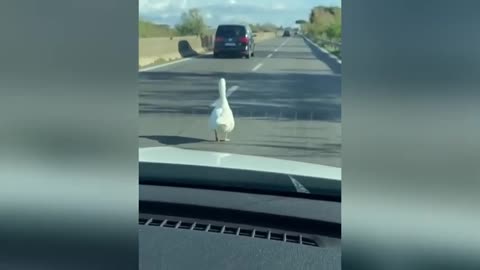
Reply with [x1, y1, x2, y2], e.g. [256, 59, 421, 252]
[139, 36, 341, 167]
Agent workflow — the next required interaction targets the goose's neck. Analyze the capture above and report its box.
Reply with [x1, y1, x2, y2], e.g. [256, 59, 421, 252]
[219, 87, 229, 107]
[218, 78, 230, 107]
[219, 95, 229, 108]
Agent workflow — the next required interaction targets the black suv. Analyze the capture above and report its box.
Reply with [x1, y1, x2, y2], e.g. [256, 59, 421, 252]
[213, 24, 255, 58]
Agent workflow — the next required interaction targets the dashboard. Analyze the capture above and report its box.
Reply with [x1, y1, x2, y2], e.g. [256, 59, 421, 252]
[139, 185, 341, 270]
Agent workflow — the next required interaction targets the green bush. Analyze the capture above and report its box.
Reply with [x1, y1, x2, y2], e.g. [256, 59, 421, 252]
[175, 9, 207, 36]
[302, 6, 341, 58]
[305, 6, 341, 41]
[325, 23, 341, 40]
[303, 6, 342, 40]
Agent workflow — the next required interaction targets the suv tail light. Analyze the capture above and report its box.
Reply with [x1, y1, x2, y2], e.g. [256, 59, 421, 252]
[239, 36, 249, 44]
[215, 37, 224, 42]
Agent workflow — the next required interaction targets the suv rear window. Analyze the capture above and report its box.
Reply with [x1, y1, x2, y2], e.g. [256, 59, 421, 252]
[216, 25, 246, 37]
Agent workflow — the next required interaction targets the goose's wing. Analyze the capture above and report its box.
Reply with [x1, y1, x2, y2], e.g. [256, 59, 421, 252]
[216, 107, 235, 132]
[208, 107, 223, 129]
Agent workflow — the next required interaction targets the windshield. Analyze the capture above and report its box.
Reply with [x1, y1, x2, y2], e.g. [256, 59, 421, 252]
[139, 1, 342, 191]
[216, 25, 246, 37]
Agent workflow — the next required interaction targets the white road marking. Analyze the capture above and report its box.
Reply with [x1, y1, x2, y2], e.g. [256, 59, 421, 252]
[139, 58, 192, 72]
[270, 37, 290, 55]
[303, 36, 342, 64]
[251, 63, 263, 72]
[139, 52, 213, 72]
[210, 85, 239, 107]
[267, 53, 272, 58]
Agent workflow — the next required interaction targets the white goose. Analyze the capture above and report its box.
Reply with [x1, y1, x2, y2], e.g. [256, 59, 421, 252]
[209, 78, 235, 142]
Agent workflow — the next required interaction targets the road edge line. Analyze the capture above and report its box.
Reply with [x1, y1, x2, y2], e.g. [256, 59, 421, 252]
[139, 52, 214, 72]
[251, 63, 263, 72]
[303, 36, 342, 64]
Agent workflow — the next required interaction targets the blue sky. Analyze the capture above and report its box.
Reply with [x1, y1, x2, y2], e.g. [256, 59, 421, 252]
[139, 0, 341, 28]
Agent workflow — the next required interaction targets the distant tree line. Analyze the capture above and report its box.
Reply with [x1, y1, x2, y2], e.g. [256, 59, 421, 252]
[140, 9, 279, 38]
[302, 6, 341, 41]
[249, 23, 279, 33]
[139, 20, 178, 38]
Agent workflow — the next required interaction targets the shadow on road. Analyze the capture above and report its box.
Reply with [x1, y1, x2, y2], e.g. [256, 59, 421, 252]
[140, 135, 208, 145]
[196, 53, 245, 59]
[139, 69, 341, 166]
[139, 70, 341, 122]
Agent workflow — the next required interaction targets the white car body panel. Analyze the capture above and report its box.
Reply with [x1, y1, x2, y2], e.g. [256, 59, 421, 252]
[139, 147, 341, 181]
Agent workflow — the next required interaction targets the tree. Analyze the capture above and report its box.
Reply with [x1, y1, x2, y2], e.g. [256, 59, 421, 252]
[309, 10, 315, 23]
[304, 6, 341, 41]
[175, 8, 207, 36]
[325, 23, 341, 40]
[295, 19, 307, 24]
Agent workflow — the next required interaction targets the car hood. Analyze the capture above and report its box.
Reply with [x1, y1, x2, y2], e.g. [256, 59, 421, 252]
[139, 146, 341, 181]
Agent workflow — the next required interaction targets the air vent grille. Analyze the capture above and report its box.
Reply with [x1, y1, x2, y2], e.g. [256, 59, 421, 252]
[139, 217, 318, 247]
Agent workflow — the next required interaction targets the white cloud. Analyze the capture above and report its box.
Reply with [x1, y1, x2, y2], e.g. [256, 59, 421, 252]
[139, 0, 341, 26]
[219, 14, 252, 24]
[180, 0, 188, 9]
[272, 3, 286, 10]
[139, 0, 170, 12]
[159, 13, 173, 19]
